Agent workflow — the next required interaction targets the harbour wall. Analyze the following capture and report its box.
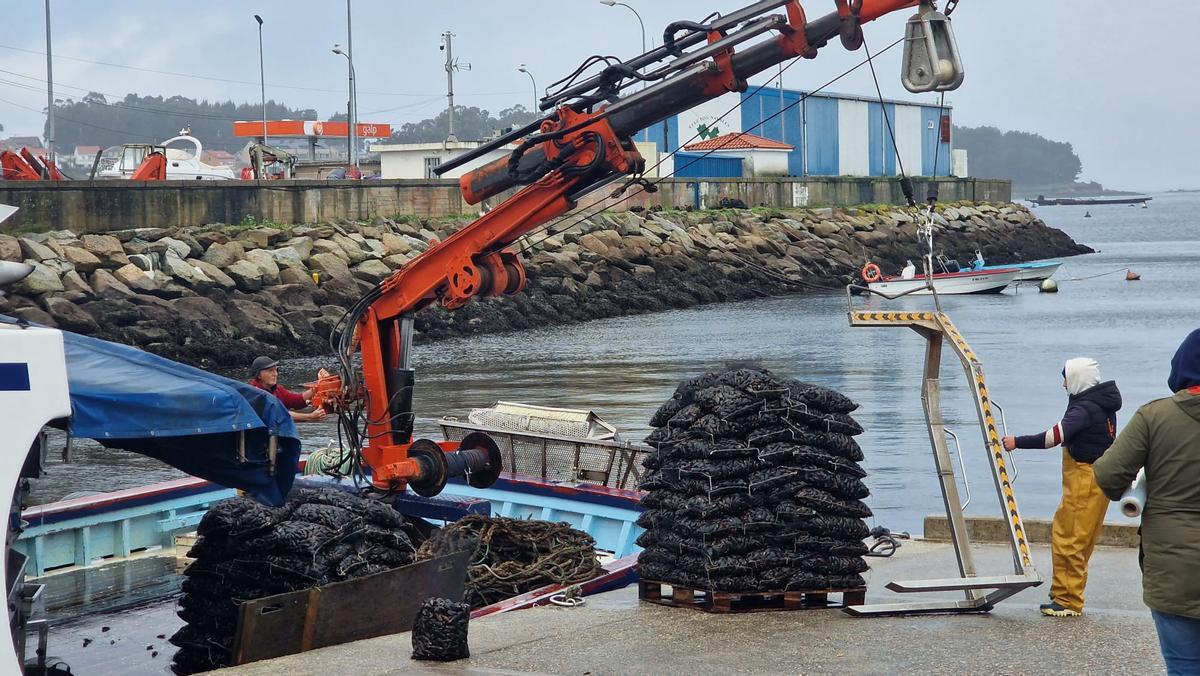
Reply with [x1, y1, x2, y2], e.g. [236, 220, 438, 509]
[0, 200, 1082, 370]
[0, 177, 1011, 233]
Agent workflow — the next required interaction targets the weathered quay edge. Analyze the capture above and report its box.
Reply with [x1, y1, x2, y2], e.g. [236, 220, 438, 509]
[216, 540, 1159, 675]
[0, 202, 1089, 370]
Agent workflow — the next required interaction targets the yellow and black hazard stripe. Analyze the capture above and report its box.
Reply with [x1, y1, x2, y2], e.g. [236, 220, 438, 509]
[850, 311, 937, 323]
[942, 316, 1033, 567]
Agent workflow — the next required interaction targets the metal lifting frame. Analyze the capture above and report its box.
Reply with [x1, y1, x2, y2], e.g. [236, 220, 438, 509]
[842, 304, 1042, 616]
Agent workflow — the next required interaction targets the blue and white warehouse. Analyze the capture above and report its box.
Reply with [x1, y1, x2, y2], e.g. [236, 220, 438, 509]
[640, 86, 953, 178]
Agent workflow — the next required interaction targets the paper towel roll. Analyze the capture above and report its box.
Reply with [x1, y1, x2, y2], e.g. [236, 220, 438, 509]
[1120, 469, 1148, 518]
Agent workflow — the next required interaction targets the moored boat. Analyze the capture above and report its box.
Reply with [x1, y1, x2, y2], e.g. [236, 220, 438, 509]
[1031, 194, 1152, 206]
[966, 251, 1062, 282]
[863, 267, 1019, 296]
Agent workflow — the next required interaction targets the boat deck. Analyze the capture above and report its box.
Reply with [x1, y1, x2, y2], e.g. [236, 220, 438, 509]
[215, 539, 1161, 675]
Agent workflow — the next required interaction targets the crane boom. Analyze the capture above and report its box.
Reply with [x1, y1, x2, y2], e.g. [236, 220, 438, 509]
[315, 0, 928, 494]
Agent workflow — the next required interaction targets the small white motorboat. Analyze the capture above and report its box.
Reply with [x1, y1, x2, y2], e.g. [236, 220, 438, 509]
[964, 251, 1062, 282]
[863, 264, 1019, 296]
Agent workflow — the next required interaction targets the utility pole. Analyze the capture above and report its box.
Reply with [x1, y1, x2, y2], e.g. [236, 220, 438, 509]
[441, 32, 470, 142]
[44, 0, 55, 167]
[442, 31, 456, 141]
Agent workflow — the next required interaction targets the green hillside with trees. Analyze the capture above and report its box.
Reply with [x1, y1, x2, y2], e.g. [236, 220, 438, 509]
[952, 125, 1117, 195]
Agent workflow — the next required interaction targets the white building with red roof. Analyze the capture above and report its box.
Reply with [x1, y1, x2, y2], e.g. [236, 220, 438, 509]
[681, 132, 794, 177]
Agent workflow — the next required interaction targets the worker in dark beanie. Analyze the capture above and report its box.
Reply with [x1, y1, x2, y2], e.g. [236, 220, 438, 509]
[1002, 357, 1122, 617]
[248, 356, 329, 423]
[1095, 329, 1200, 674]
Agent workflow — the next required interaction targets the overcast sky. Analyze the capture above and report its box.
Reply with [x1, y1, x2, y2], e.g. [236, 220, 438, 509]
[1, 1, 1195, 191]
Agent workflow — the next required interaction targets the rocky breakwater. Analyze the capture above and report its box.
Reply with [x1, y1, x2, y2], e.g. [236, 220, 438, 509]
[0, 202, 1089, 369]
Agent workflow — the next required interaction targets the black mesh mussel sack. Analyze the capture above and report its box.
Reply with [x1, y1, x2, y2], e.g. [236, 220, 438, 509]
[639, 368, 871, 595]
[171, 488, 423, 675]
[411, 597, 470, 661]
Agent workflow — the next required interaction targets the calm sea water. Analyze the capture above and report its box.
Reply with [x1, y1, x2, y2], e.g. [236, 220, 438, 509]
[32, 193, 1200, 534]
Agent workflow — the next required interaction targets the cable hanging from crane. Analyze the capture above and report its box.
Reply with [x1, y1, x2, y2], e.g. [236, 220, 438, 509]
[519, 34, 907, 253]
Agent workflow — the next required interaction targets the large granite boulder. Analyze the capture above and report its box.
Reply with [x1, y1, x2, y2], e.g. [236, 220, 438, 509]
[308, 253, 353, 285]
[80, 234, 129, 269]
[268, 246, 307, 271]
[60, 246, 102, 274]
[236, 227, 283, 250]
[201, 242, 242, 269]
[311, 239, 350, 263]
[61, 270, 94, 298]
[90, 269, 136, 299]
[225, 259, 265, 292]
[244, 249, 282, 286]
[351, 259, 392, 283]
[0, 235, 21, 261]
[189, 259, 237, 291]
[14, 261, 64, 295]
[227, 299, 296, 344]
[43, 297, 100, 334]
[279, 267, 317, 287]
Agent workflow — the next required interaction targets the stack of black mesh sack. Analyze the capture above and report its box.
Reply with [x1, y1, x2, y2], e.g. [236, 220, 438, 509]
[636, 368, 871, 593]
[169, 487, 424, 675]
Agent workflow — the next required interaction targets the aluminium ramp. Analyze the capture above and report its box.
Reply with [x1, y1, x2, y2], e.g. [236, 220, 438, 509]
[844, 310, 1041, 616]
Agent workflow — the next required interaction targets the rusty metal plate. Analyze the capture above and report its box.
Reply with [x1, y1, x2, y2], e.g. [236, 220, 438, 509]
[232, 549, 471, 665]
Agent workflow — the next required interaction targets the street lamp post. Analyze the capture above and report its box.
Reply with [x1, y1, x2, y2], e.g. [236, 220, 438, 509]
[44, 0, 54, 167]
[332, 44, 357, 168]
[599, 0, 645, 55]
[517, 64, 537, 117]
[253, 15, 267, 147]
[599, 0, 649, 143]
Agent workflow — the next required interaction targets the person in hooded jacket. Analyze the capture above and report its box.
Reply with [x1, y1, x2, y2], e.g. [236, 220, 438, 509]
[1002, 357, 1122, 617]
[1094, 329, 1200, 674]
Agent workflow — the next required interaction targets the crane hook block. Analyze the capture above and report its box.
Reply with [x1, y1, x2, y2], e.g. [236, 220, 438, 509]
[900, 4, 965, 93]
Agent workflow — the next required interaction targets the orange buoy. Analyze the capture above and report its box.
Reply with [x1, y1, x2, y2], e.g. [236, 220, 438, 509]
[1126, 270, 1141, 281]
[861, 262, 883, 283]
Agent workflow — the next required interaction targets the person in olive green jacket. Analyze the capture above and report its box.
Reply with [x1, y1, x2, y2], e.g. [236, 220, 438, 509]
[1094, 328, 1200, 675]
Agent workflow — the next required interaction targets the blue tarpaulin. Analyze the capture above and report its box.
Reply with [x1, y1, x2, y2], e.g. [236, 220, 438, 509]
[3, 316, 301, 505]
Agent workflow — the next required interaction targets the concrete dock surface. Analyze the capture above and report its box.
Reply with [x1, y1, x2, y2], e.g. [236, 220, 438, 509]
[218, 539, 1164, 675]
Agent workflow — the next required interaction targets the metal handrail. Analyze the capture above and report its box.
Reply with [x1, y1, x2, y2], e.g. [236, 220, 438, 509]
[991, 401, 1016, 484]
[944, 427, 971, 509]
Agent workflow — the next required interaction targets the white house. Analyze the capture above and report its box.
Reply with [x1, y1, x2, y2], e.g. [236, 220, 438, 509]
[375, 141, 515, 180]
[681, 132, 793, 177]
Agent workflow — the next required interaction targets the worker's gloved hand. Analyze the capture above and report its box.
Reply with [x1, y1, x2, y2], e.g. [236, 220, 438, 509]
[1002, 436, 1017, 452]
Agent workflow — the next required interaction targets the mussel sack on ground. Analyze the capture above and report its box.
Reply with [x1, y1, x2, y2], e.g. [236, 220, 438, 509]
[411, 596, 472, 661]
[169, 488, 424, 675]
[637, 368, 871, 592]
[417, 514, 603, 608]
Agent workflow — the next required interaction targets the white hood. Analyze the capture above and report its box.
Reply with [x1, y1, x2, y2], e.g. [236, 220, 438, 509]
[1064, 357, 1101, 395]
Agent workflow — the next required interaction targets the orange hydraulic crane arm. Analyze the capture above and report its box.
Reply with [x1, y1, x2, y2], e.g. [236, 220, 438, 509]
[319, 0, 923, 495]
[1, 150, 42, 181]
[130, 152, 167, 181]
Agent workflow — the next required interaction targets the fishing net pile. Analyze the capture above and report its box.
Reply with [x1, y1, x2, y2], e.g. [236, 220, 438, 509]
[410, 597, 472, 662]
[416, 514, 603, 608]
[636, 368, 872, 592]
[169, 488, 424, 675]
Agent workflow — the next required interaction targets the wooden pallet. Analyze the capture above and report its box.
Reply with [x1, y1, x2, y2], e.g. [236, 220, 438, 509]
[639, 579, 866, 613]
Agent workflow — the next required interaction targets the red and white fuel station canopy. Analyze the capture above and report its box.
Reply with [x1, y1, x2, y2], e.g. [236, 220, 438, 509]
[233, 120, 392, 138]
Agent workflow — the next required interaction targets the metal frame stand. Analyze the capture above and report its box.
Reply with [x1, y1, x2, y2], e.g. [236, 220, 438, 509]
[843, 308, 1041, 616]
